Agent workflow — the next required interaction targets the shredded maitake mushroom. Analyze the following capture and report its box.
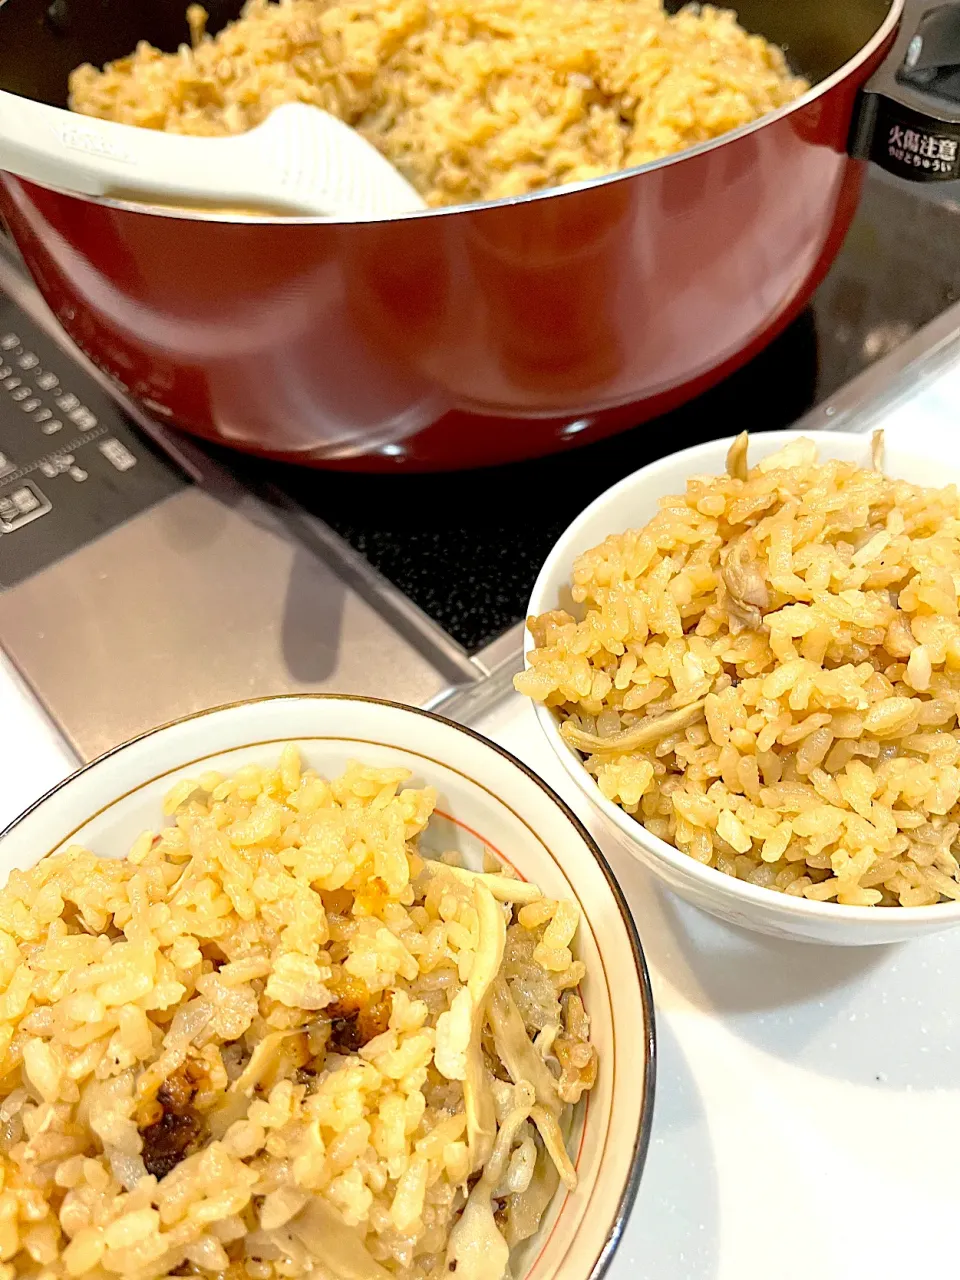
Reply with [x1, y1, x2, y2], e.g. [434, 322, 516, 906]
[725, 429, 749, 481]
[464, 883, 507, 1173]
[871, 428, 884, 473]
[560, 699, 706, 754]
[445, 1084, 536, 1280]
[721, 531, 770, 634]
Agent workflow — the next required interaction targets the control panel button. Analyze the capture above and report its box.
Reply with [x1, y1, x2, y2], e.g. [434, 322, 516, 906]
[99, 438, 137, 472]
[0, 480, 51, 532]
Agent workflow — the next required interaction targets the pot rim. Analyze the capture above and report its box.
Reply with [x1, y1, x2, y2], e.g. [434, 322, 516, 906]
[1, 0, 903, 225]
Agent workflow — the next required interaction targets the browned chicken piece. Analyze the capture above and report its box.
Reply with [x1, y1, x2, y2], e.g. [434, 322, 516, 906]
[139, 1063, 203, 1179]
[326, 993, 392, 1055]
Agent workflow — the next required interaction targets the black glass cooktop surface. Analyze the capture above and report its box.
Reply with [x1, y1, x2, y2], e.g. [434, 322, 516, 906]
[253, 170, 960, 653]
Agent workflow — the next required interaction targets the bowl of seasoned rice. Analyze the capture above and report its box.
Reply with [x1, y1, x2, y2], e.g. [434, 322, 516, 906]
[0, 694, 653, 1280]
[519, 429, 960, 946]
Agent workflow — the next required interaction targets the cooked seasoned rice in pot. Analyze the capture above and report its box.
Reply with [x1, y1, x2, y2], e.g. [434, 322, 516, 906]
[0, 751, 596, 1278]
[68, 0, 807, 207]
[517, 433, 960, 908]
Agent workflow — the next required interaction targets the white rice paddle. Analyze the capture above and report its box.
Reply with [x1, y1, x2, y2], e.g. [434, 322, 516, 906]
[0, 91, 426, 218]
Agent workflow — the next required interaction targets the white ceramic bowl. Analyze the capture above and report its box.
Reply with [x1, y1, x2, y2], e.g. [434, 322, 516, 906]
[0, 694, 655, 1280]
[526, 429, 960, 946]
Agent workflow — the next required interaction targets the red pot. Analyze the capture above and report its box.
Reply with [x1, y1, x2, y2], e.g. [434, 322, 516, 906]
[0, 0, 955, 471]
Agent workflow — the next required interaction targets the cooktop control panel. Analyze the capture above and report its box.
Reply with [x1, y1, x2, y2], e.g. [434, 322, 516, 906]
[0, 300, 188, 591]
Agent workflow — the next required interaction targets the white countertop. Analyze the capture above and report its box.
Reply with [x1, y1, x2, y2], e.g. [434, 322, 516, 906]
[5, 357, 960, 1278]
[0, 648, 77, 831]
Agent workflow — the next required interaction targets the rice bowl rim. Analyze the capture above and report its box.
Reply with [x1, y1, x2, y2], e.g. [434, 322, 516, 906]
[525, 427, 960, 928]
[0, 690, 656, 1280]
[21, 0, 903, 225]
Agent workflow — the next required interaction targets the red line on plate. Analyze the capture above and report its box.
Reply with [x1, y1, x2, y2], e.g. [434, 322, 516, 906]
[433, 808, 526, 881]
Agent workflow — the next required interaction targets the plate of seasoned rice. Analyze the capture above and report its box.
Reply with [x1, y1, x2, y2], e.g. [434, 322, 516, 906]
[520, 429, 960, 945]
[0, 695, 653, 1280]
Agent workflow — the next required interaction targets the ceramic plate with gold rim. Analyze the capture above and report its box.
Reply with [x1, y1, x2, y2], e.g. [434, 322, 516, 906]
[0, 694, 655, 1280]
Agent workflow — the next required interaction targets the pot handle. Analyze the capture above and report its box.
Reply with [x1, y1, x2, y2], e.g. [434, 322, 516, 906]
[0, 92, 424, 219]
[851, 0, 960, 181]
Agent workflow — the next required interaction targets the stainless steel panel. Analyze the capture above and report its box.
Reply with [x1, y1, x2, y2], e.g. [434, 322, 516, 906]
[809, 289, 960, 434]
[0, 483, 452, 759]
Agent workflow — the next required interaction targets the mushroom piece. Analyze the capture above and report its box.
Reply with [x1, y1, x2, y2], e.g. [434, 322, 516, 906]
[721, 533, 769, 632]
[446, 1085, 536, 1280]
[487, 977, 562, 1116]
[529, 1105, 577, 1191]
[288, 1197, 393, 1280]
[464, 882, 507, 1173]
[871, 428, 884, 473]
[502, 1132, 560, 1247]
[420, 861, 544, 905]
[725, 430, 749, 481]
[560, 699, 706, 754]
